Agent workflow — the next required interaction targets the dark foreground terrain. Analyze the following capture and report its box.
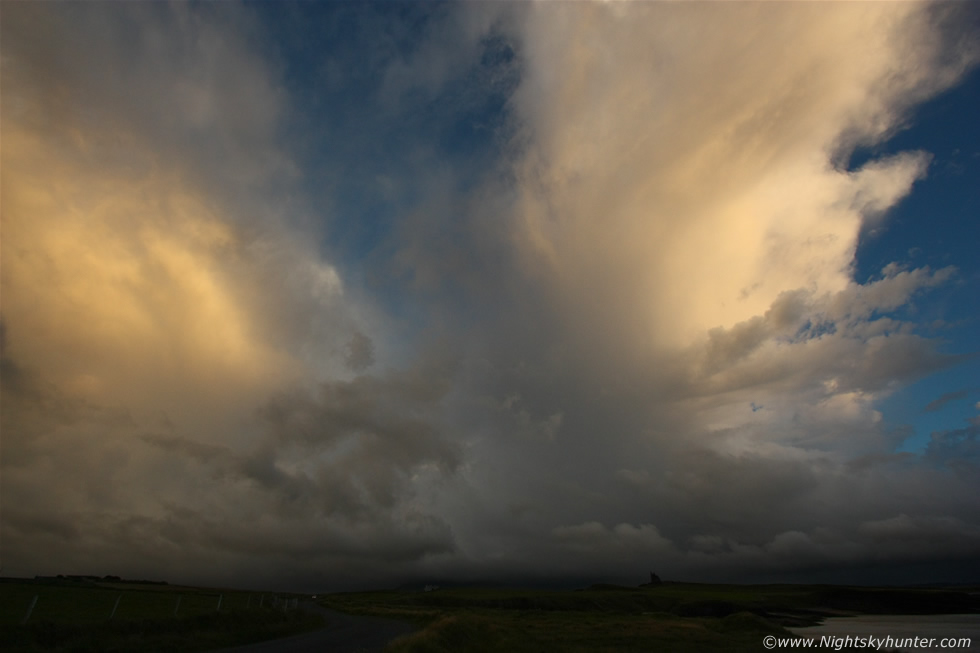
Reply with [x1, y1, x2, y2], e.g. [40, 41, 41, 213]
[320, 582, 980, 653]
[0, 576, 324, 652]
[215, 602, 416, 653]
[2, 576, 977, 652]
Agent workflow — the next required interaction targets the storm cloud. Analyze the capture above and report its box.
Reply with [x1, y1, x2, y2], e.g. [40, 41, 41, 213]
[2, 1, 979, 590]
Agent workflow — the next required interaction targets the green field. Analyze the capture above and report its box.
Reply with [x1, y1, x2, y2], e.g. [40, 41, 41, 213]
[319, 582, 980, 653]
[0, 577, 323, 652]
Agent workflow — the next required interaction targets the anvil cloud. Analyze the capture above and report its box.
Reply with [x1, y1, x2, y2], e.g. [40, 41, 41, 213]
[2, 1, 979, 590]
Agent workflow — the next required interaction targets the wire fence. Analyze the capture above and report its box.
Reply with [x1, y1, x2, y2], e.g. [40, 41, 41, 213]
[0, 582, 305, 627]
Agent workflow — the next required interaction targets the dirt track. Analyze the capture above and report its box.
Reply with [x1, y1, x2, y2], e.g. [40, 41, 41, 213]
[213, 602, 417, 653]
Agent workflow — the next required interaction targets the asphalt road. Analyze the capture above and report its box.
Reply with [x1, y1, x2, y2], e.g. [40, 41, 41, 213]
[213, 602, 418, 653]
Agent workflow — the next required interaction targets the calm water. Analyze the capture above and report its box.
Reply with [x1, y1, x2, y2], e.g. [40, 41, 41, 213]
[790, 615, 980, 651]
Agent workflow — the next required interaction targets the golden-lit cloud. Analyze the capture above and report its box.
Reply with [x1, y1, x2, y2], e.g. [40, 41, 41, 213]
[510, 1, 973, 350]
[1, 3, 456, 587]
[1, 122, 297, 422]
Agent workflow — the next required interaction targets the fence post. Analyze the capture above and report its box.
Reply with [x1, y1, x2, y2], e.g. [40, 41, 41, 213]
[259, 593, 264, 608]
[21, 595, 38, 625]
[174, 595, 182, 617]
[217, 594, 223, 611]
[246, 594, 251, 609]
[109, 594, 122, 620]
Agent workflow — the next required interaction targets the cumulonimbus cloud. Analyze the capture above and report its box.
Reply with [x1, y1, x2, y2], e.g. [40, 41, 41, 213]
[2, 0, 978, 589]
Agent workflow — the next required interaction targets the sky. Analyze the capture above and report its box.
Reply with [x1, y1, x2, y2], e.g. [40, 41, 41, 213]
[2, 0, 979, 592]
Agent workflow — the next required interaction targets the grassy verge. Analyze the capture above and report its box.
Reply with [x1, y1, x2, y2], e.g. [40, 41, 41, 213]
[383, 609, 787, 653]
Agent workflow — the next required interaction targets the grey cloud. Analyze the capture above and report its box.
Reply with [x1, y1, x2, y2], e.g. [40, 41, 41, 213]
[924, 419, 980, 477]
[0, 348, 136, 471]
[3, 356, 463, 584]
[857, 514, 980, 561]
[141, 354, 462, 523]
[344, 331, 376, 372]
[828, 265, 956, 323]
[2, 2, 292, 205]
[629, 448, 826, 544]
[846, 333, 957, 393]
[2, 509, 80, 542]
[551, 522, 675, 558]
[687, 266, 962, 402]
[702, 317, 771, 375]
[924, 389, 971, 412]
[141, 434, 232, 466]
[157, 503, 455, 564]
